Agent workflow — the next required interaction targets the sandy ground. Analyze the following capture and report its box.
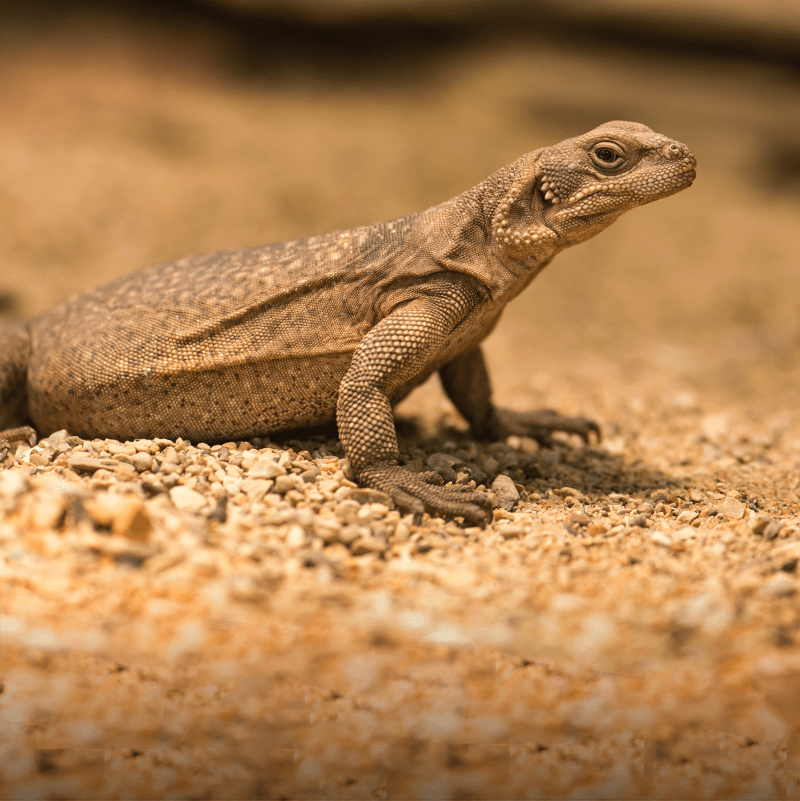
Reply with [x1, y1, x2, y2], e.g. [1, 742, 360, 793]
[1, 5, 799, 799]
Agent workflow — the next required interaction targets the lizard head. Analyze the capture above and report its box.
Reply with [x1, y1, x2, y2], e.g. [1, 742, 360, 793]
[491, 121, 696, 254]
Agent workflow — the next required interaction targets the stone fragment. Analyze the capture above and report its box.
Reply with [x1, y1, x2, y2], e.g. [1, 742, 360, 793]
[169, 485, 207, 512]
[114, 462, 138, 481]
[44, 430, 70, 446]
[300, 466, 321, 483]
[67, 453, 114, 473]
[338, 525, 363, 545]
[492, 475, 519, 511]
[717, 496, 746, 520]
[83, 494, 152, 540]
[350, 535, 387, 555]
[131, 452, 153, 472]
[0, 470, 29, 499]
[676, 510, 699, 524]
[648, 530, 673, 547]
[751, 516, 771, 535]
[248, 457, 286, 480]
[313, 515, 342, 543]
[274, 474, 305, 495]
[427, 453, 459, 484]
[29, 450, 52, 467]
[286, 525, 308, 549]
[392, 521, 411, 542]
[240, 478, 273, 502]
[207, 495, 228, 523]
[758, 572, 796, 598]
[30, 493, 67, 530]
[560, 487, 586, 502]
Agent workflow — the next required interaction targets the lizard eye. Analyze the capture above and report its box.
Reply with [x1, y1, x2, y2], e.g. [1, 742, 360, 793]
[589, 142, 626, 170]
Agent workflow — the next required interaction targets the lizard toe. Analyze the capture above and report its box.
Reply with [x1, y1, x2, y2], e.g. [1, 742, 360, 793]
[497, 408, 601, 445]
[359, 464, 492, 526]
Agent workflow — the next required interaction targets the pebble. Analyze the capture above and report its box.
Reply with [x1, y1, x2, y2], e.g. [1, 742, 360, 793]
[350, 535, 387, 555]
[648, 530, 673, 548]
[313, 515, 342, 543]
[274, 474, 305, 494]
[169, 485, 207, 512]
[717, 496, 746, 520]
[1, 400, 798, 799]
[751, 516, 784, 540]
[248, 457, 287, 479]
[83, 495, 152, 540]
[29, 493, 67, 530]
[67, 454, 115, 473]
[491, 475, 519, 511]
[131, 452, 153, 473]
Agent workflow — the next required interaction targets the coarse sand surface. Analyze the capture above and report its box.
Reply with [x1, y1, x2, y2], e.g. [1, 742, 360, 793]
[1, 7, 799, 798]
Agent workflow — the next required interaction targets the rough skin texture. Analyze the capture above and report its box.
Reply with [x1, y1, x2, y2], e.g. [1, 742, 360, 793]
[0, 121, 696, 522]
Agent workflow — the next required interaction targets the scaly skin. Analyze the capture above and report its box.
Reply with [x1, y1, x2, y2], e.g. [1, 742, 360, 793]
[0, 121, 696, 521]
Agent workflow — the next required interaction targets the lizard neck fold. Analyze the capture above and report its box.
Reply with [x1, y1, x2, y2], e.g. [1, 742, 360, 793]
[405, 155, 560, 304]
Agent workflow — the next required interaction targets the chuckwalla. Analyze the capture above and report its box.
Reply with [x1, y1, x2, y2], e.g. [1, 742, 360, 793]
[0, 121, 696, 524]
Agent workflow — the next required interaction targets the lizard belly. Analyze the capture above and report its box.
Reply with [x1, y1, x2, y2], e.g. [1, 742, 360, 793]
[27, 300, 359, 441]
[28, 346, 354, 442]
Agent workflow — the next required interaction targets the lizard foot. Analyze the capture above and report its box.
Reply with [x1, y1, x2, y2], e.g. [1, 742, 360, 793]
[0, 426, 37, 464]
[358, 464, 493, 526]
[496, 408, 600, 446]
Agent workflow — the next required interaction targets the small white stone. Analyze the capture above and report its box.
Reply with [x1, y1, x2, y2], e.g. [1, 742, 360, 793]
[717, 496, 745, 520]
[248, 457, 286, 479]
[169, 485, 207, 512]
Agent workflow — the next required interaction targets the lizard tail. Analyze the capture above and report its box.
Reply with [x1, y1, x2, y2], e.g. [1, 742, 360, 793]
[0, 319, 31, 431]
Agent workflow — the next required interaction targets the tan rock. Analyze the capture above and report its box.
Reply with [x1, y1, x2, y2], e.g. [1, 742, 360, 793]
[169, 485, 207, 512]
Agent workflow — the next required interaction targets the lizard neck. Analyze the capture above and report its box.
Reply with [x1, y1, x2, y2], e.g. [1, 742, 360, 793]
[414, 153, 566, 303]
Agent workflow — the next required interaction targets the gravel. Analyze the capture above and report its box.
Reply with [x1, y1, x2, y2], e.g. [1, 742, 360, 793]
[2, 414, 799, 798]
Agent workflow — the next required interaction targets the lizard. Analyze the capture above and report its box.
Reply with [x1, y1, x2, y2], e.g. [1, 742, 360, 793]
[0, 121, 696, 524]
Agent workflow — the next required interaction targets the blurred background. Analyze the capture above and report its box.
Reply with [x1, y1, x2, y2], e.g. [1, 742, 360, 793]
[2, 0, 799, 426]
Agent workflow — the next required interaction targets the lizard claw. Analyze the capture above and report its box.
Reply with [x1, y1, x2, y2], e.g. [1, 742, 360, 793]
[358, 464, 493, 526]
[497, 408, 601, 445]
[0, 426, 38, 463]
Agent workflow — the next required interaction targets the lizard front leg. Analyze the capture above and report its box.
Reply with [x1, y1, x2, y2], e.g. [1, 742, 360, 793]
[439, 347, 600, 445]
[337, 283, 492, 526]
